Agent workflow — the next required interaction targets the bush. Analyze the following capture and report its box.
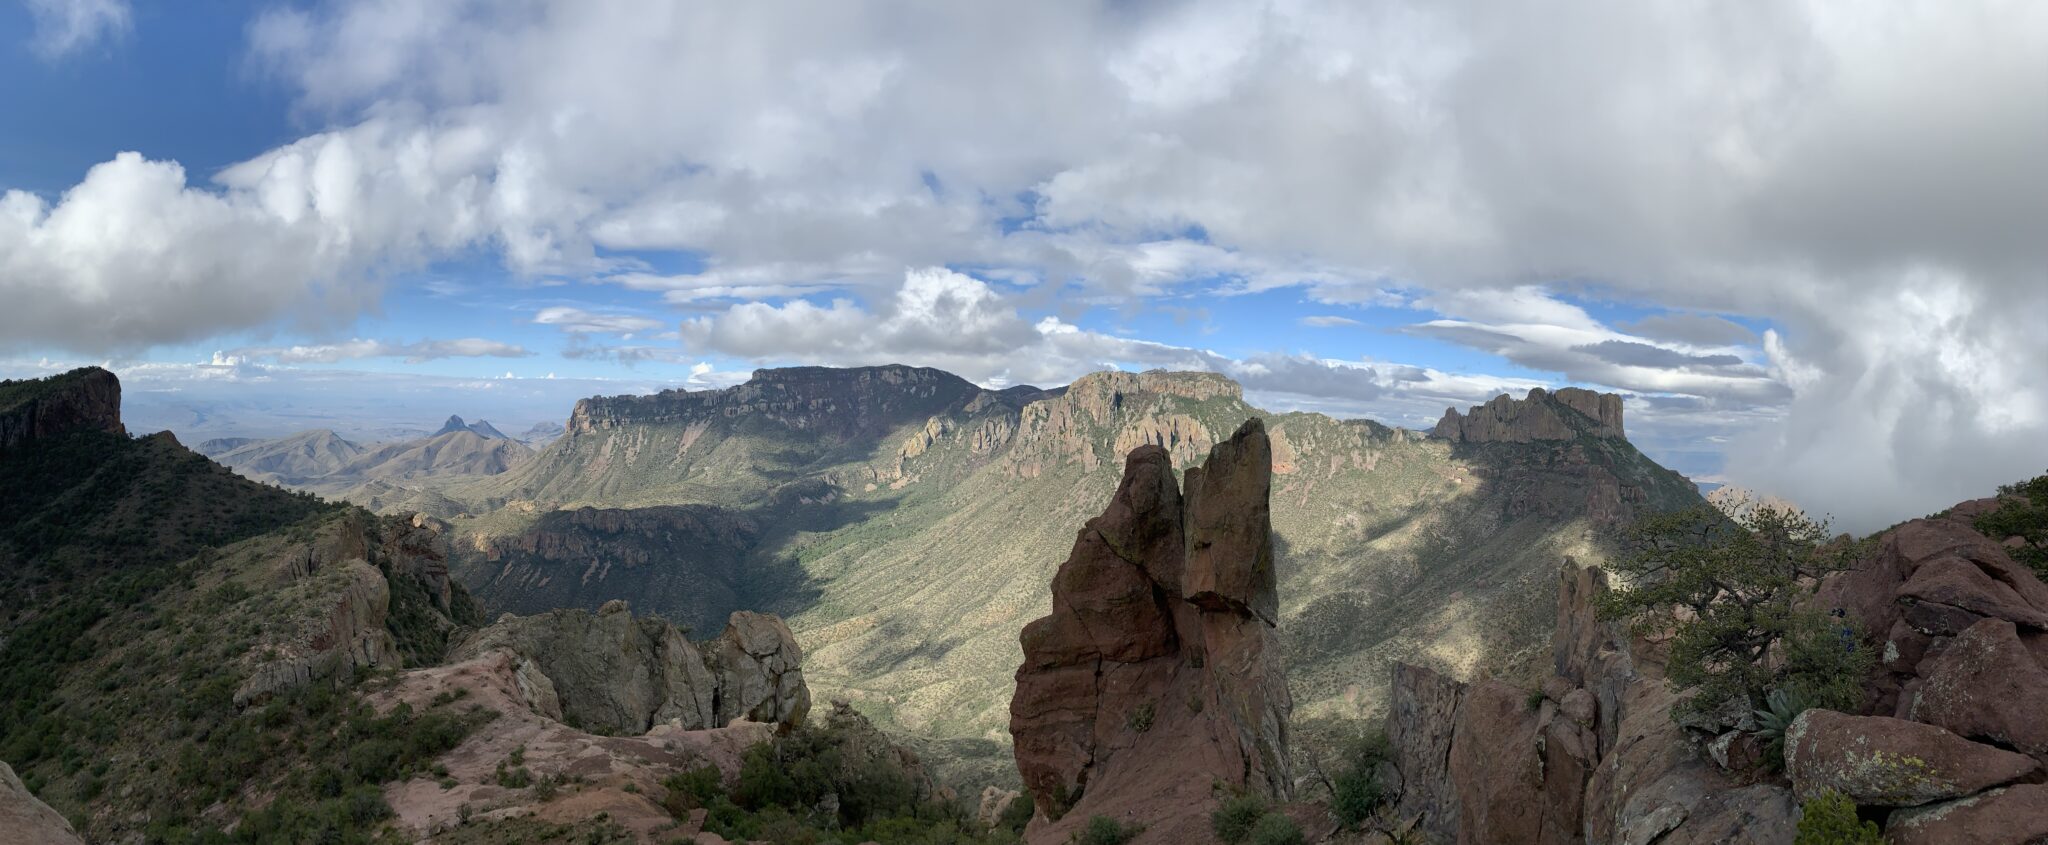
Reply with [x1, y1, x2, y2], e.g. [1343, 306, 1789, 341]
[1078, 815, 1142, 845]
[1975, 472, 2048, 577]
[1212, 793, 1266, 844]
[998, 791, 1035, 833]
[1795, 789, 1882, 844]
[1247, 813, 1305, 845]
[1328, 729, 1392, 829]
[1601, 503, 1868, 719]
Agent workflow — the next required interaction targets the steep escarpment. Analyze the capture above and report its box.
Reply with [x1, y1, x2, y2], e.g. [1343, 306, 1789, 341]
[1388, 493, 2048, 844]
[1011, 419, 1292, 842]
[0, 366, 125, 451]
[1434, 387, 1623, 443]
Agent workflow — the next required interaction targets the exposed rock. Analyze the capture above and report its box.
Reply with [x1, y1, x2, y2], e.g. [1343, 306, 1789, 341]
[0, 366, 125, 450]
[1433, 387, 1624, 444]
[0, 760, 85, 845]
[1448, 679, 1594, 845]
[977, 786, 1023, 829]
[451, 606, 808, 734]
[234, 558, 398, 707]
[1389, 663, 1464, 841]
[1888, 783, 2048, 845]
[1785, 710, 2038, 806]
[569, 364, 979, 436]
[1909, 617, 2048, 761]
[705, 611, 811, 728]
[1010, 418, 1291, 844]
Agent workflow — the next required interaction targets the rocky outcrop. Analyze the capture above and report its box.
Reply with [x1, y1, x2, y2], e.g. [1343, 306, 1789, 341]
[1010, 418, 1291, 844]
[0, 760, 85, 845]
[1785, 710, 2038, 806]
[1434, 387, 1624, 444]
[1390, 493, 2048, 844]
[0, 366, 125, 450]
[1007, 371, 1241, 474]
[451, 603, 808, 735]
[235, 558, 399, 707]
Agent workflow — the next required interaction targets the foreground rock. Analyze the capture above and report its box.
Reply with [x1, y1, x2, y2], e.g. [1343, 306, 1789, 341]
[451, 603, 809, 734]
[0, 761, 85, 845]
[1785, 710, 2038, 806]
[1389, 492, 2048, 844]
[1010, 418, 1291, 844]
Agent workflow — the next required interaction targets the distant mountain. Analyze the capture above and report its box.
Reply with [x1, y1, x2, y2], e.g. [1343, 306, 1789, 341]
[338, 429, 530, 482]
[517, 419, 564, 448]
[208, 429, 367, 484]
[441, 365, 1702, 786]
[433, 414, 512, 440]
[193, 436, 260, 456]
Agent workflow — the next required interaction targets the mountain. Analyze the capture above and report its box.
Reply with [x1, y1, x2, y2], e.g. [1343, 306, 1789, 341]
[442, 365, 1701, 785]
[207, 429, 368, 484]
[193, 436, 260, 456]
[517, 419, 564, 448]
[434, 414, 513, 440]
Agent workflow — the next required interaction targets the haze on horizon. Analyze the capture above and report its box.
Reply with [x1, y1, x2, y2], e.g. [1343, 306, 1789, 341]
[3, 0, 2045, 532]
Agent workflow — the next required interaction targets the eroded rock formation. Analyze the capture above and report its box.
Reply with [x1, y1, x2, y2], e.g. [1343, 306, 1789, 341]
[1390, 494, 2048, 844]
[1010, 418, 1291, 844]
[451, 603, 809, 735]
[1434, 387, 1624, 444]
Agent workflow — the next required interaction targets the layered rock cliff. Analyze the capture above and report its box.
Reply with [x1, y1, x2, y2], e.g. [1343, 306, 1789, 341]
[1389, 494, 2048, 844]
[1011, 418, 1292, 843]
[568, 364, 982, 436]
[450, 601, 810, 734]
[0, 366, 125, 450]
[1434, 387, 1624, 444]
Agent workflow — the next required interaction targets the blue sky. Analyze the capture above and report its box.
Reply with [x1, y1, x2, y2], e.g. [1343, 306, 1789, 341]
[4, 1, 2046, 530]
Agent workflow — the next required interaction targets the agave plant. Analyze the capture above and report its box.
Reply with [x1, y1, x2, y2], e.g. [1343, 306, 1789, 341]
[1752, 688, 1808, 771]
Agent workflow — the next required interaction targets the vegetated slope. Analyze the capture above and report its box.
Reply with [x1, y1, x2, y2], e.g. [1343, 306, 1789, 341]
[206, 428, 368, 484]
[445, 366, 1700, 787]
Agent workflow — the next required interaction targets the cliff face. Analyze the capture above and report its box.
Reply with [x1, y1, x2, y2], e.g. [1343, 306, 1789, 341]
[1435, 387, 1624, 444]
[0, 366, 125, 450]
[1388, 496, 2048, 844]
[568, 364, 982, 436]
[1011, 419, 1291, 843]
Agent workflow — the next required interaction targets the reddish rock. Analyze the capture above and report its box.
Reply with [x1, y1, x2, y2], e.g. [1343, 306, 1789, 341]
[1888, 783, 2048, 845]
[1785, 710, 2038, 806]
[1010, 419, 1291, 845]
[0, 761, 85, 845]
[1389, 663, 1465, 843]
[1897, 555, 2048, 632]
[1448, 680, 1592, 845]
[1910, 617, 2048, 761]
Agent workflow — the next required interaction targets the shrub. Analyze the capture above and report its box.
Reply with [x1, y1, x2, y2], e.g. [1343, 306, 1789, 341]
[1127, 701, 1156, 733]
[998, 791, 1035, 832]
[1078, 815, 1142, 845]
[1212, 793, 1266, 844]
[1328, 729, 1392, 829]
[1975, 472, 2048, 577]
[1795, 789, 1882, 845]
[1247, 813, 1305, 845]
[1600, 503, 1869, 719]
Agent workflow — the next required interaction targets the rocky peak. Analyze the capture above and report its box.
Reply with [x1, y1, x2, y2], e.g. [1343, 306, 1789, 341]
[0, 366, 125, 450]
[1010, 418, 1291, 842]
[566, 364, 981, 436]
[1434, 386, 1625, 444]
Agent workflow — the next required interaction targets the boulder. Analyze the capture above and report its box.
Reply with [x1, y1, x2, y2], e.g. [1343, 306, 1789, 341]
[1896, 555, 2048, 632]
[1785, 710, 2038, 806]
[1909, 617, 2048, 761]
[1010, 419, 1291, 844]
[1887, 784, 2048, 845]
[0, 761, 85, 845]
[1448, 680, 1592, 845]
[706, 611, 810, 728]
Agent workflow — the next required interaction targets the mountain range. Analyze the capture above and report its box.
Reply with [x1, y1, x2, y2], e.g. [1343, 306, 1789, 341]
[402, 364, 1700, 785]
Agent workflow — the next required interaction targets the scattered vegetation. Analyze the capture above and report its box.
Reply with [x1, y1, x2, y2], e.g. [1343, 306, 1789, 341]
[1326, 730, 1394, 831]
[1600, 502, 1873, 720]
[1794, 789, 1883, 845]
[1078, 815, 1143, 845]
[1212, 793, 1268, 844]
[1974, 471, 2048, 577]
[1246, 813, 1305, 845]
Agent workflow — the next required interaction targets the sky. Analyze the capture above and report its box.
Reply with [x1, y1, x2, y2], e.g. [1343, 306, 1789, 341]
[2, 0, 2044, 531]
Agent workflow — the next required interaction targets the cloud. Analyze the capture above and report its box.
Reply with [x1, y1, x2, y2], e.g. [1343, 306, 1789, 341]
[1620, 313, 1757, 347]
[1299, 315, 1361, 328]
[225, 337, 532, 364]
[1, 1, 2043, 528]
[533, 307, 666, 335]
[23, 0, 130, 59]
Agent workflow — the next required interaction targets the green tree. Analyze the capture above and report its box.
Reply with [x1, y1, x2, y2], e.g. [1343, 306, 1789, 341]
[1600, 502, 1871, 719]
[1974, 471, 2048, 577]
